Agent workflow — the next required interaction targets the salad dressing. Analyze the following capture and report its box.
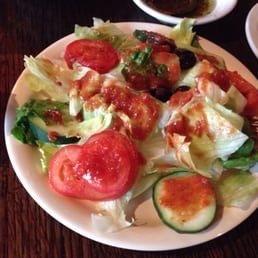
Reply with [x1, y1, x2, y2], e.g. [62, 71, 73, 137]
[160, 175, 214, 221]
[144, 0, 215, 18]
[188, 0, 215, 18]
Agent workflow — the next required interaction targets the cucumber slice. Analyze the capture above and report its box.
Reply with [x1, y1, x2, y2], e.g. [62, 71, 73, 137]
[153, 171, 216, 233]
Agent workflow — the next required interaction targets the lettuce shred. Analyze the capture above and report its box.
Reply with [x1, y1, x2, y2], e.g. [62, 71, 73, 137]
[75, 18, 138, 51]
[217, 171, 258, 209]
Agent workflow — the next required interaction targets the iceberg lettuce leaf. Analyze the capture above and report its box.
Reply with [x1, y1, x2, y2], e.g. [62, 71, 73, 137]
[197, 77, 228, 105]
[24, 56, 70, 102]
[91, 192, 133, 232]
[139, 131, 178, 168]
[170, 18, 196, 46]
[226, 85, 247, 114]
[75, 19, 138, 51]
[176, 60, 216, 88]
[217, 171, 258, 209]
[37, 142, 59, 173]
[68, 105, 114, 144]
[167, 97, 248, 177]
[69, 88, 83, 116]
[205, 98, 244, 131]
[11, 99, 74, 144]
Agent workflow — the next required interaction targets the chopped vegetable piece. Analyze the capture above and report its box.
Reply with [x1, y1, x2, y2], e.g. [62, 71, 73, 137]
[49, 130, 140, 200]
[222, 152, 258, 171]
[64, 39, 120, 73]
[153, 172, 216, 233]
[230, 139, 254, 159]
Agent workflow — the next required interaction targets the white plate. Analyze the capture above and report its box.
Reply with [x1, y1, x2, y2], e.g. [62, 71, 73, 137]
[4, 22, 258, 251]
[245, 3, 258, 58]
[133, 0, 237, 25]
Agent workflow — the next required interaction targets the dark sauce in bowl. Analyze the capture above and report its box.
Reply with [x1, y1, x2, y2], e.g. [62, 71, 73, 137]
[144, 0, 215, 18]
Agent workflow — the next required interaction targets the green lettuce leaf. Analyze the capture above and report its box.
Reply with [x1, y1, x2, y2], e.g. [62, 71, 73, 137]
[12, 98, 114, 148]
[170, 18, 196, 46]
[217, 171, 258, 209]
[37, 142, 58, 173]
[231, 139, 255, 159]
[191, 99, 247, 173]
[11, 99, 77, 144]
[67, 105, 114, 144]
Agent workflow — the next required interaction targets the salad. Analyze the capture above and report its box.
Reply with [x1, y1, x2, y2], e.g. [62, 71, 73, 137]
[11, 18, 258, 233]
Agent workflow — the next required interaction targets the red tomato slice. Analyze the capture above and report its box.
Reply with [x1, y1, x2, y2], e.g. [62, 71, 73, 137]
[64, 39, 120, 74]
[48, 130, 139, 200]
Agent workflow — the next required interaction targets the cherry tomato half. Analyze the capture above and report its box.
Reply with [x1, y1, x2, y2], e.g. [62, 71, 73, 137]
[48, 130, 140, 200]
[64, 39, 120, 74]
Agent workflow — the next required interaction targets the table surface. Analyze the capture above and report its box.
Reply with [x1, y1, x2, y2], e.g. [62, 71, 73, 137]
[1, 0, 258, 257]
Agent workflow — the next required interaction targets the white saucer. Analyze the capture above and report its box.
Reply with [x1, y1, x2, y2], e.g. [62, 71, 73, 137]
[245, 3, 258, 58]
[133, 0, 238, 25]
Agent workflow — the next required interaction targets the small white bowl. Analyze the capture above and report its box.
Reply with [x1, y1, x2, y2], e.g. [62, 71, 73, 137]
[133, 0, 238, 25]
[245, 3, 258, 58]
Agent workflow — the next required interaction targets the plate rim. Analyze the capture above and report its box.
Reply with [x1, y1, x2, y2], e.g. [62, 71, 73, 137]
[4, 21, 258, 251]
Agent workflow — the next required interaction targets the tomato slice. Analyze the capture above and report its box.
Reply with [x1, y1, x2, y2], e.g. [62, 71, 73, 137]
[64, 39, 120, 74]
[48, 130, 139, 200]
